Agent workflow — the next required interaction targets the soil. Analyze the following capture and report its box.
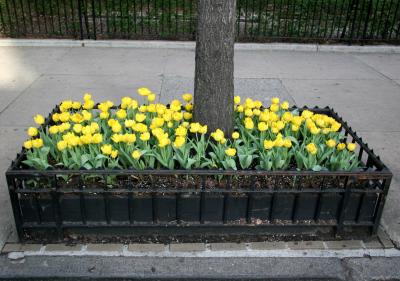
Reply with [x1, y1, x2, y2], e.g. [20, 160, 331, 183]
[21, 225, 372, 244]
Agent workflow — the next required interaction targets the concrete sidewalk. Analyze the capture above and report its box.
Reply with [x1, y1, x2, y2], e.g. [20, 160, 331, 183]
[0, 44, 400, 249]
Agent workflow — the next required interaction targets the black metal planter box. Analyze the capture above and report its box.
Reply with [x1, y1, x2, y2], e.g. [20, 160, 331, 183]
[6, 107, 393, 242]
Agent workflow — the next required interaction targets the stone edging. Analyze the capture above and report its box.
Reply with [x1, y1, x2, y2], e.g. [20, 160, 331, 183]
[2, 239, 398, 259]
[0, 39, 400, 53]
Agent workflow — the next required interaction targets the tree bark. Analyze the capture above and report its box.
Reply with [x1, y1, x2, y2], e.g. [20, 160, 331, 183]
[194, 0, 236, 137]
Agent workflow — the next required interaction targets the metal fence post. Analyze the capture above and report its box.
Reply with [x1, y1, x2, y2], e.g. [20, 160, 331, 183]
[77, 0, 84, 39]
[362, 0, 374, 41]
[349, 0, 361, 44]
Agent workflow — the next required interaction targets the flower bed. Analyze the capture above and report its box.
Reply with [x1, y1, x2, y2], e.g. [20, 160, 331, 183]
[6, 90, 393, 241]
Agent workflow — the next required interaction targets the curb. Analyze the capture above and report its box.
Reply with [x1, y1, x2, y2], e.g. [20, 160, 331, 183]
[0, 39, 400, 53]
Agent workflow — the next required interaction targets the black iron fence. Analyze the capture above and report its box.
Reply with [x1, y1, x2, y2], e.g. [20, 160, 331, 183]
[0, 0, 399, 43]
[6, 106, 393, 241]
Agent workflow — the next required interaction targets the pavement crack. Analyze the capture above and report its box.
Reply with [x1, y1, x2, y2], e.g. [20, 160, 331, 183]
[351, 54, 398, 86]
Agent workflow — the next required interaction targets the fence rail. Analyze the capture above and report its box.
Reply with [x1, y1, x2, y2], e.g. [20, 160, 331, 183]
[0, 0, 399, 44]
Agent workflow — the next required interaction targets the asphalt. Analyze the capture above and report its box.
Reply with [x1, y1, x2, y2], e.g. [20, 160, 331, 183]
[0, 43, 400, 252]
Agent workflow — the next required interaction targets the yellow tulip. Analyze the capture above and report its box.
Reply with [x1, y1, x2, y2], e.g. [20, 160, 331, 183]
[306, 143, 318, 155]
[24, 140, 33, 149]
[132, 150, 142, 159]
[263, 140, 274, 150]
[225, 148, 236, 157]
[281, 101, 289, 110]
[182, 93, 193, 102]
[116, 109, 127, 119]
[57, 140, 67, 151]
[234, 96, 241, 105]
[173, 136, 186, 148]
[31, 138, 44, 149]
[34, 114, 45, 125]
[271, 97, 280, 104]
[258, 122, 268, 132]
[27, 127, 38, 137]
[347, 143, 356, 152]
[326, 139, 336, 148]
[101, 144, 113, 155]
[232, 132, 240, 139]
[135, 113, 146, 123]
[138, 87, 151, 96]
[140, 132, 150, 141]
[337, 143, 346, 151]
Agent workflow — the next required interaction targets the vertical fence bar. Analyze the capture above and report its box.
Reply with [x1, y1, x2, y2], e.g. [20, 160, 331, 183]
[289, 0, 296, 38]
[355, 0, 366, 39]
[372, 177, 391, 234]
[83, 0, 90, 38]
[244, 0, 249, 37]
[336, 176, 350, 236]
[336, 0, 347, 38]
[382, 0, 394, 40]
[297, 0, 303, 38]
[119, 0, 123, 36]
[103, 176, 111, 224]
[276, 0, 283, 38]
[369, 0, 379, 39]
[376, 0, 387, 39]
[237, 0, 241, 38]
[126, 0, 130, 37]
[146, 0, 152, 34]
[11, 0, 20, 35]
[154, 0, 158, 36]
[140, 0, 144, 35]
[160, 0, 164, 35]
[182, 0, 186, 36]
[6, 175, 24, 240]
[0, 3, 7, 35]
[262, 0, 269, 36]
[33, 0, 41, 34]
[250, 0, 255, 38]
[349, 0, 360, 44]
[105, 0, 110, 35]
[78, 175, 87, 224]
[91, 0, 96, 39]
[111, 0, 116, 36]
[77, 0, 84, 39]
[55, 0, 62, 35]
[18, 0, 27, 34]
[284, 0, 290, 38]
[175, 0, 178, 36]
[329, 0, 338, 39]
[362, 0, 373, 40]
[388, 0, 400, 40]
[302, 0, 311, 37]
[69, 0, 77, 37]
[309, 0, 318, 38]
[27, 0, 34, 34]
[323, 0, 331, 39]
[133, 0, 137, 34]
[62, 0, 69, 35]
[52, 175, 63, 240]
[41, 0, 48, 33]
[316, 0, 324, 39]
[270, 0, 276, 36]
[98, 0, 103, 35]
[49, 0, 56, 34]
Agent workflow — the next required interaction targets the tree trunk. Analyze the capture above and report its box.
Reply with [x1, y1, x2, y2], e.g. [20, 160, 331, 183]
[194, 0, 236, 137]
